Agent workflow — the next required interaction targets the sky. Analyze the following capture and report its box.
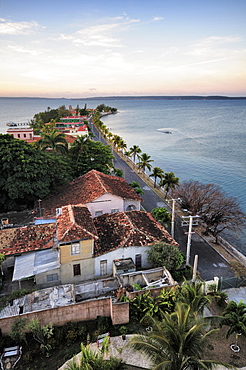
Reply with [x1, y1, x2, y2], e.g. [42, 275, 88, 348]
[0, 0, 246, 98]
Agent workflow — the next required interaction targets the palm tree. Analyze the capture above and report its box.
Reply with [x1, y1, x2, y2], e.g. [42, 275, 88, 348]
[70, 135, 91, 163]
[137, 153, 153, 173]
[112, 134, 122, 149]
[178, 280, 211, 317]
[220, 300, 246, 351]
[160, 172, 180, 198]
[150, 167, 165, 187]
[129, 145, 142, 163]
[38, 130, 68, 154]
[129, 302, 235, 370]
[117, 139, 127, 153]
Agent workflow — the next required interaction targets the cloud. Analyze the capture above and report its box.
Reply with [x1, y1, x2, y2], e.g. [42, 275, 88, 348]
[0, 19, 40, 35]
[153, 17, 164, 21]
[58, 17, 140, 48]
[8, 45, 41, 56]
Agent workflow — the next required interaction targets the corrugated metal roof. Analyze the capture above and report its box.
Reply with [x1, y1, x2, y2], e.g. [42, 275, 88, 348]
[12, 249, 59, 281]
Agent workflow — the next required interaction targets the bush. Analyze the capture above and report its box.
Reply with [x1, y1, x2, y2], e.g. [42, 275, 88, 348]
[147, 242, 185, 272]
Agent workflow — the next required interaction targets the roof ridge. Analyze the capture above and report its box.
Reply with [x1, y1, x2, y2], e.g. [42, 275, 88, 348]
[120, 212, 145, 248]
[94, 171, 108, 193]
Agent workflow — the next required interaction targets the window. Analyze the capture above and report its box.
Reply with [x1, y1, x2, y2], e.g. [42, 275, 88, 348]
[111, 208, 119, 214]
[95, 210, 103, 217]
[100, 260, 107, 276]
[135, 254, 142, 269]
[17, 134, 20, 138]
[24, 134, 26, 138]
[73, 264, 81, 276]
[47, 273, 58, 282]
[71, 242, 80, 255]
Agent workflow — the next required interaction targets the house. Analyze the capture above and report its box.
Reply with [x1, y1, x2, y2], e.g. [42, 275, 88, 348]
[41, 169, 142, 218]
[1, 204, 178, 288]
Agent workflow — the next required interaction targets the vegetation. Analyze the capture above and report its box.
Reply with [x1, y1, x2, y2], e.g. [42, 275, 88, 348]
[151, 207, 171, 227]
[174, 180, 246, 241]
[129, 302, 235, 370]
[30, 105, 70, 133]
[220, 300, 246, 340]
[137, 153, 153, 173]
[150, 166, 165, 187]
[0, 134, 72, 211]
[160, 171, 180, 197]
[129, 181, 144, 195]
[37, 130, 68, 154]
[147, 242, 185, 272]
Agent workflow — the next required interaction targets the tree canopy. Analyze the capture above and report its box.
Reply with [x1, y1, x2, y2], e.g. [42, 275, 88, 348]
[147, 241, 184, 272]
[0, 134, 71, 211]
[173, 180, 246, 240]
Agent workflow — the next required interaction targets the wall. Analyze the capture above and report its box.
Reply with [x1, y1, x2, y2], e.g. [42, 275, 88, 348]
[86, 194, 124, 217]
[60, 257, 95, 284]
[124, 199, 141, 211]
[60, 239, 93, 264]
[94, 246, 151, 277]
[0, 297, 129, 334]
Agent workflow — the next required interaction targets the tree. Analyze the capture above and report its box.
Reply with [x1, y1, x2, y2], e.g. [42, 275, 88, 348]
[129, 302, 234, 370]
[129, 145, 142, 163]
[173, 180, 246, 241]
[151, 207, 171, 227]
[38, 130, 68, 154]
[27, 318, 53, 354]
[10, 318, 27, 345]
[69, 140, 115, 178]
[150, 167, 165, 187]
[220, 300, 246, 350]
[160, 172, 179, 198]
[137, 153, 153, 173]
[129, 181, 144, 195]
[178, 280, 211, 317]
[0, 134, 71, 211]
[66, 342, 125, 370]
[147, 242, 184, 272]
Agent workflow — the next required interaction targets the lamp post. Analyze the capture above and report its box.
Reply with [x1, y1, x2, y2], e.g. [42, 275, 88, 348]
[38, 199, 42, 217]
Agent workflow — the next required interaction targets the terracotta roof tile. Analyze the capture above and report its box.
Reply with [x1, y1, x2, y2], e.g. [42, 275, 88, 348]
[0, 224, 56, 256]
[42, 170, 142, 216]
[57, 204, 98, 243]
[93, 210, 178, 256]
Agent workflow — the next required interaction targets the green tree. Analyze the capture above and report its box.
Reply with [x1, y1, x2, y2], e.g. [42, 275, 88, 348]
[10, 318, 27, 345]
[129, 181, 144, 195]
[160, 172, 180, 198]
[129, 303, 234, 370]
[0, 134, 70, 211]
[69, 140, 115, 178]
[178, 280, 211, 317]
[38, 130, 68, 154]
[220, 300, 246, 350]
[151, 207, 171, 227]
[147, 242, 184, 272]
[129, 145, 142, 163]
[150, 167, 165, 187]
[27, 318, 53, 354]
[66, 342, 125, 370]
[137, 153, 153, 173]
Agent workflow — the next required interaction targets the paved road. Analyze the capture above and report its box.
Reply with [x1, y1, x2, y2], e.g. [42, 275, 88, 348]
[90, 122, 236, 281]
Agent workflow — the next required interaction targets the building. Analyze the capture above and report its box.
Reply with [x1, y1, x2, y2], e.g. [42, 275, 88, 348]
[41, 169, 142, 218]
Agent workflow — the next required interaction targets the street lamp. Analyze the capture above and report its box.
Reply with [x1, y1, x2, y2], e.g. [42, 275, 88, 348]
[38, 199, 42, 217]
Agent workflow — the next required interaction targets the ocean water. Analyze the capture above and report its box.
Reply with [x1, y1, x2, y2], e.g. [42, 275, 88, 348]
[0, 97, 246, 252]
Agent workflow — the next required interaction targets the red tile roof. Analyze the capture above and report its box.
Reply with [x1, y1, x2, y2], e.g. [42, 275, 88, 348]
[93, 210, 178, 256]
[57, 204, 98, 243]
[0, 224, 56, 256]
[42, 170, 142, 216]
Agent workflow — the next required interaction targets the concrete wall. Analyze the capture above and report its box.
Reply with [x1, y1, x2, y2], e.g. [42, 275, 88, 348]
[0, 296, 129, 335]
[60, 257, 95, 284]
[86, 194, 124, 217]
[94, 246, 151, 277]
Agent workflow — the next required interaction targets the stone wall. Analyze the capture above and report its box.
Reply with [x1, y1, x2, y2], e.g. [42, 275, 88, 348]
[0, 297, 129, 334]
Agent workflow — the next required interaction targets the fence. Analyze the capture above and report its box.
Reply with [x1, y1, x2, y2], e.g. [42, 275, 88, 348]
[219, 276, 246, 291]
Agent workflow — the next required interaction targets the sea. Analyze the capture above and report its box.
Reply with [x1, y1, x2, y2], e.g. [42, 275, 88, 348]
[0, 97, 246, 254]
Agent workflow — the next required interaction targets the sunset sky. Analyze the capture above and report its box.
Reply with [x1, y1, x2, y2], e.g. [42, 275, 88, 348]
[0, 0, 245, 97]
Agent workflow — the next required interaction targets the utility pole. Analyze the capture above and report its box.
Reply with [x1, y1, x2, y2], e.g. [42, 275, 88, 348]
[167, 198, 180, 239]
[182, 215, 199, 266]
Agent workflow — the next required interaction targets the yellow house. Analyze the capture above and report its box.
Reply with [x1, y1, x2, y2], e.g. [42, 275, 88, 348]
[57, 204, 98, 284]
